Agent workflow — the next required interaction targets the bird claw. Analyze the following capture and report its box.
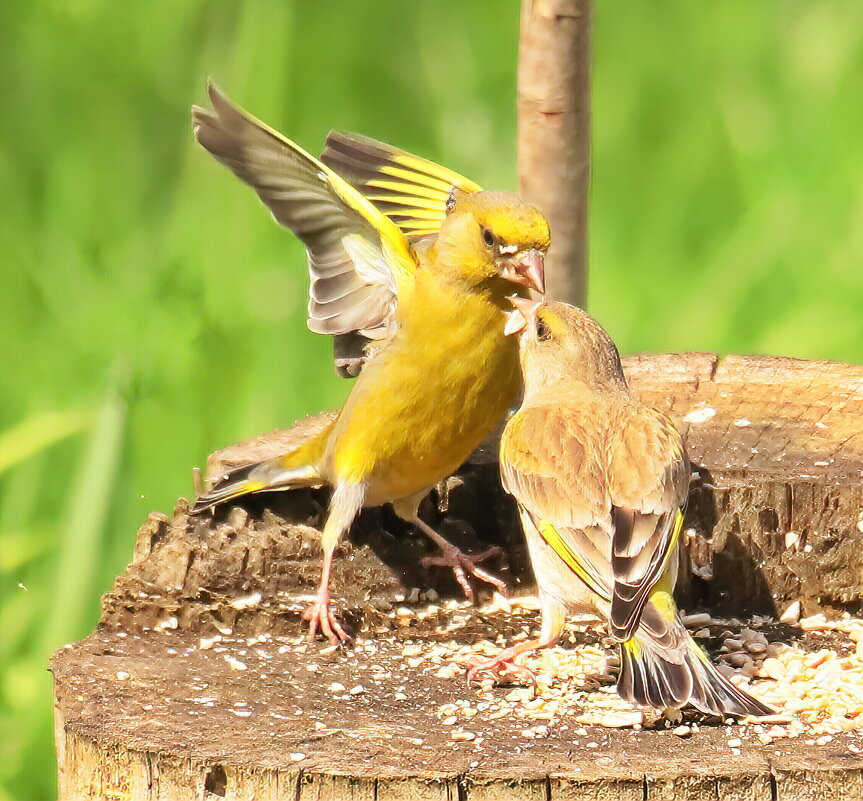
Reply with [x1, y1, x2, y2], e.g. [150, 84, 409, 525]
[421, 544, 506, 601]
[302, 592, 351, 644]
[466, 652, 538, 690]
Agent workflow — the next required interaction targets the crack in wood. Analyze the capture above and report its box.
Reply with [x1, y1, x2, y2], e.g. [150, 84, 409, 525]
[769, 761, 778, 801]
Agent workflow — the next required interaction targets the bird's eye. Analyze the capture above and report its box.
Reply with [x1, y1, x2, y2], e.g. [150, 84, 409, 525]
[481, 227, 495, 248]
[535, 318, 552, 342]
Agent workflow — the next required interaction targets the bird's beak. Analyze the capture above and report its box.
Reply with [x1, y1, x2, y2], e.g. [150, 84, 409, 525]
[501, 249, 545, 295]
[504, 295, 542, 336]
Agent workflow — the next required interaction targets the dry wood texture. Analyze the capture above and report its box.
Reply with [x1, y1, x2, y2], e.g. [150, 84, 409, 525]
[52, 627, 863, 801]
[624, 353, 863, 616]
[105, 351, 863, 631]
[518, 0, 592, 305]
[53, 353, 863, 800]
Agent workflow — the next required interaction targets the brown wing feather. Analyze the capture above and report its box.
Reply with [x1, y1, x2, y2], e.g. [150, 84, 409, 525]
[500, 403, 611, 533]
[607, 405, 690, 639]
[192, 85, 409, 374]
[501, 402, 616, 603]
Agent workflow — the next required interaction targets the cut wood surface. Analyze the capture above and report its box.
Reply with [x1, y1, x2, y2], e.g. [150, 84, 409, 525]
[53, 624, 863, 801]
[53, 352, 863, 800]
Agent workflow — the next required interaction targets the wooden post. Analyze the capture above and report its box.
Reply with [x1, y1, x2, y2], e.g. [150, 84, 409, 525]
[518, 0, 592, 306]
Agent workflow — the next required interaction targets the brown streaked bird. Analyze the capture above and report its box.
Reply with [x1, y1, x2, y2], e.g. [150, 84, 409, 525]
[190, 85, 550, 642]
[469, 300, 772, 717]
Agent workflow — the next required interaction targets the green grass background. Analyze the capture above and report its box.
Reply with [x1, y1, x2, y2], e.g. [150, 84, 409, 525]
[1, 1, 861, 798]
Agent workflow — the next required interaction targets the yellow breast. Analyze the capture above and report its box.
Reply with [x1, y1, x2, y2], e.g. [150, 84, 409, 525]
[326, 271, 520, 504]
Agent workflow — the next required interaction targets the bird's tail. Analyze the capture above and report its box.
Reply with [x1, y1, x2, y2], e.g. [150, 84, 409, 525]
[191, 424, 333, 515]
[617, 591, 773, 717]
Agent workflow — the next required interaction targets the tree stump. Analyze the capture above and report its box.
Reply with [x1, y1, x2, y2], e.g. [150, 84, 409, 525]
[52, 353, 863, 800]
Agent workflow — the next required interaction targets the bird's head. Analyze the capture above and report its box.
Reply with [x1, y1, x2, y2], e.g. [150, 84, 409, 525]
[436, 189, 549, 294]
[505, 299, 628, 397]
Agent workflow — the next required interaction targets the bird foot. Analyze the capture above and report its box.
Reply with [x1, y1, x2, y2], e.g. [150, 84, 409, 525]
[421, 543, 506, 601]
[302, 590, 351, 644]
[466, 648, 538, 690]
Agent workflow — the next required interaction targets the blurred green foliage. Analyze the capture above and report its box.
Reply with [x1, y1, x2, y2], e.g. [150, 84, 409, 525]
[1, 1, 861, 798]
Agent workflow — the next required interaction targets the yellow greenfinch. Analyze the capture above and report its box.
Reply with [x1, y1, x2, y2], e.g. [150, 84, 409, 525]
[470, 300, 771, 717]
[190, 85, 550, 642]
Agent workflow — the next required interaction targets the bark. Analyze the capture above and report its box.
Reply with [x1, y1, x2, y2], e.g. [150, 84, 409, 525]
[518, 0, 592, 306]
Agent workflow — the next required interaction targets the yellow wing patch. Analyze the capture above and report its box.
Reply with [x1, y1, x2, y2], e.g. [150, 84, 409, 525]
[363, 158, 477, 236]
[312, 164, 416, 286]
[622, 637, 642, 658]
[537, 520, 610, 602]
[648, 589, 677, 623]
[664, 508, 685, 572]
[390, 152, 483, 192]
[322, 131, 482, 238]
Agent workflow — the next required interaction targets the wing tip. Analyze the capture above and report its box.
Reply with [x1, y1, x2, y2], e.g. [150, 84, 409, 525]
[206, 79, 224, 106]
[191, 79, 227, 138]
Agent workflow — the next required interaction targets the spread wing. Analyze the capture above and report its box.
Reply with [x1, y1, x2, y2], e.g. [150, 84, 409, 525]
[606, 406, 690, 640]
[500, 403, 614, 600]
[321, 131, 482, 239]
[192, 84, 417, 347]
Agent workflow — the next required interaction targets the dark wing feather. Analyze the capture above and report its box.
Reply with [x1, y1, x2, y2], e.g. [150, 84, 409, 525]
[607, 406, 690, 639]
[321, 131, 482, 238]
[192, 85, 415, 371]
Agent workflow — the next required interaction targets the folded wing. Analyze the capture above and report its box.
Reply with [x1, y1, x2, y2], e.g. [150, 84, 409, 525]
[500, 402, 690, 643]
[606, 407, 690, 640]
[500, 403, 615, 598]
